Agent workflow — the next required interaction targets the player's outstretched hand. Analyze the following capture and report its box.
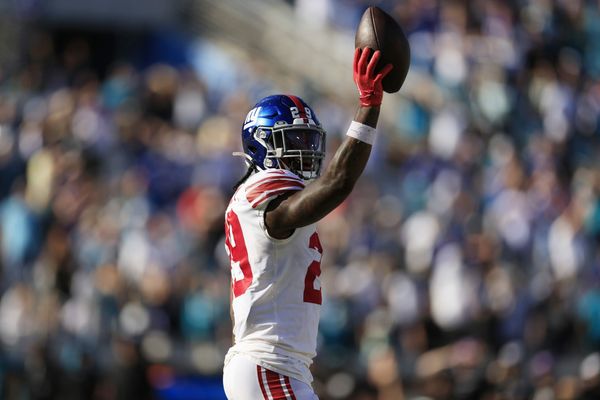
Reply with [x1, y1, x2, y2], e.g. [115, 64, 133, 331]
[353, 48, 393, 107]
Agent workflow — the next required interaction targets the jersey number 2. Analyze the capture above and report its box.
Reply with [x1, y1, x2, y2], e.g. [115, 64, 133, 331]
[225, 210, 322, 304]
[225, 210, 253, 297]
[304, 232, 322, 305]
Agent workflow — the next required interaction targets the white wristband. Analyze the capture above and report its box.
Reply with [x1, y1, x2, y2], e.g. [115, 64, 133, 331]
[346, 121, 376, 145]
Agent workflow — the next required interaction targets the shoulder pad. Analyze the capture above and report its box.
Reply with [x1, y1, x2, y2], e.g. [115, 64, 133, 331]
[245, 169, 305, 209]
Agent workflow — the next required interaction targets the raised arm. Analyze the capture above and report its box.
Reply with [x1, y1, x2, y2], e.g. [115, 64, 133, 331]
[265, 48, 393, 239]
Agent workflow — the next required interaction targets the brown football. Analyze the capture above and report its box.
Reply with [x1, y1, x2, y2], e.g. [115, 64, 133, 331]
[355, 6, 411, 93]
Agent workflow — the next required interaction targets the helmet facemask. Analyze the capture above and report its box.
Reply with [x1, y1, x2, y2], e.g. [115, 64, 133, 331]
[262, 124, 326, 180]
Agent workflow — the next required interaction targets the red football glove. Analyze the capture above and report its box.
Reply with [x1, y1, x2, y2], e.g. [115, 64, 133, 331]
[353, 48, 393, 107]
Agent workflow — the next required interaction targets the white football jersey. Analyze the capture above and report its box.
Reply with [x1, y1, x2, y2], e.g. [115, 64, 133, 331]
[223, 168, 323, 386]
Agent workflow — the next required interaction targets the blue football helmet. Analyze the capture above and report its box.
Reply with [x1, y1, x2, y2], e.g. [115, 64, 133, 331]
[236, 94, 326, 180]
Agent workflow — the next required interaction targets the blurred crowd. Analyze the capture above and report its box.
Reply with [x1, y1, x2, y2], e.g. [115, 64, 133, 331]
[2, 0, 600, 399]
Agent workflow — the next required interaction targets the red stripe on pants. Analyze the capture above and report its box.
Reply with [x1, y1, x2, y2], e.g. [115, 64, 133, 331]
[284, 376, 297, 400]
[265, 369, 286, 399]
[257, 366, 269, 399]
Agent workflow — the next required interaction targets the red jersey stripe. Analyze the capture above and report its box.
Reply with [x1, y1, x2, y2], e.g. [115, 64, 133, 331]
[247, 181, 304, 203]
[245, 170, 302, 188]
[246, 176, 304, 193]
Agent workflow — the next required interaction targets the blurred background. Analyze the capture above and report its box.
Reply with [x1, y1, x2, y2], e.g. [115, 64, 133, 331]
[1, 0, 600, 399]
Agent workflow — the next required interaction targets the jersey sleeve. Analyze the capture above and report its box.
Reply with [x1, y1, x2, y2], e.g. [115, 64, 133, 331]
[244, 169, 305, 209]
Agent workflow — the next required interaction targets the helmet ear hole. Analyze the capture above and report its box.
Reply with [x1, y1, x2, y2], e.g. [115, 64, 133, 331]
[248, 145, 257, 153]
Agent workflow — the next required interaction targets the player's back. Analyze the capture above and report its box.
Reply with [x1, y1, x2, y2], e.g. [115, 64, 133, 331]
[224, 168, 323, 386]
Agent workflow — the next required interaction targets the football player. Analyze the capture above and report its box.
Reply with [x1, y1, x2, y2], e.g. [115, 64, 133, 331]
[222, 48, 393, 399]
